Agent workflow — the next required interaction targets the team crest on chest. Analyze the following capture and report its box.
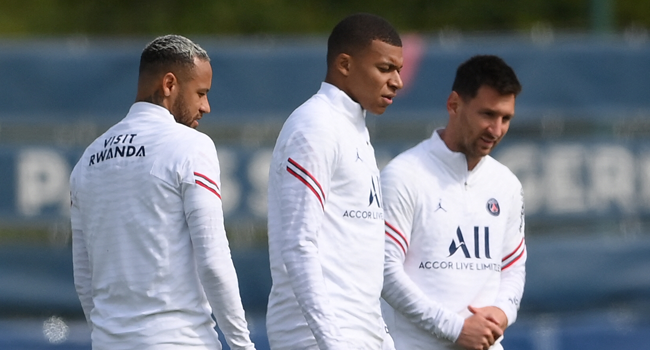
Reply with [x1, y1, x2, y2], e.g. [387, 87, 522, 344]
[486, 198, 500, 216]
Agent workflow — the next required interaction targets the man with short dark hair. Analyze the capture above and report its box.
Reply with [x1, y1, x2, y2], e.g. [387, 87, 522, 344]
[70, 34, 255, 350]
[266, 13, 403, 350]
[381, 55, 526, 350]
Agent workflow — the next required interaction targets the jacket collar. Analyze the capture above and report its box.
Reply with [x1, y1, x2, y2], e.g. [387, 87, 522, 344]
[318, 82, 366, 129]
[127, 102, 175, 123]
[428, 128, 487, 180]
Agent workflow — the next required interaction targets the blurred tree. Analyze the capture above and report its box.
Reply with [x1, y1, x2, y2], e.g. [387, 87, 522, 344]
[0, 0, 645, 36]
[618, 0, 650, 29]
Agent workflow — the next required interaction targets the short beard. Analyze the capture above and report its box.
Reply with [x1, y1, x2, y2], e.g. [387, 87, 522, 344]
[171, 93, 194, 128]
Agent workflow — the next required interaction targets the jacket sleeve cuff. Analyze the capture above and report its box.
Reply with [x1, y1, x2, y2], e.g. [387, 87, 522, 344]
[492, 300, 518, 327]
[439, 312, 465, 342]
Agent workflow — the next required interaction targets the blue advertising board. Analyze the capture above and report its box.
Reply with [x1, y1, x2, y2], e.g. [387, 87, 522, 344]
[2, 139, 650, 227]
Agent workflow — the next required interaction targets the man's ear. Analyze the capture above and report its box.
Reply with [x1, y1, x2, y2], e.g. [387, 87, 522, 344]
[447, 91, 461, 117]
[334, 53, 352, 77]
[161, 72, 177, 97]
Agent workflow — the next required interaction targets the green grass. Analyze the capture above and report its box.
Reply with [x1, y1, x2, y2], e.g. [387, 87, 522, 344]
[0, 226, 53, 245]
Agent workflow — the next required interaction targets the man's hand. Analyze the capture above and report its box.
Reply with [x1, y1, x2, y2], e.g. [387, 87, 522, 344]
[455, 306, 503, 350]
[468, 305, 508, 331]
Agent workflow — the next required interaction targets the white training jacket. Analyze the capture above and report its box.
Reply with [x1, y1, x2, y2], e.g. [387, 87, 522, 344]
[381, 129, 526, 350]
[70, 102, 255, 350]
[266, 83, 390, 350]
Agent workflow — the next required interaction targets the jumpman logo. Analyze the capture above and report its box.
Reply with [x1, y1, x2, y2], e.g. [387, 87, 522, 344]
[355, 148, 363, 162]
[435, 198, 446, 212]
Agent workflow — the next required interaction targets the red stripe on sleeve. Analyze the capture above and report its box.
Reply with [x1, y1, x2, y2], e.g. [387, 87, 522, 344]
[195, 180, 221, 199]
[287, 167, 324, 210]
[288, 158, 325, 201]
[386, 221, 409, 248]
[502, 238, 525, 262]
[386, 231, 406, 255]
[193, 172, 220, 190]
[502, 247, 526, 270]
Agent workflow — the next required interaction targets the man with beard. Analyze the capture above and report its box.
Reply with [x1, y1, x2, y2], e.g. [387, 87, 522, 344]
[381, 55, 526, 350]
[70, 35, 256, 350]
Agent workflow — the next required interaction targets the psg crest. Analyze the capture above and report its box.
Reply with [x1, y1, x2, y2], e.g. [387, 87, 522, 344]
[486, 198, 500, 216]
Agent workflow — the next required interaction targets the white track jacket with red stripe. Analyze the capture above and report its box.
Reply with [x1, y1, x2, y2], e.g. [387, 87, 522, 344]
[381, 129, 526, 350]
[70, 102, 254, 350]
[266, 83, 390, 350]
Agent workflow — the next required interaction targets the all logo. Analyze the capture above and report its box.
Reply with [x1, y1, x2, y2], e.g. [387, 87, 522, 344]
[486, 198, 500, 216]
[448, 226, 491, 259]
[368, 176, 381, 208]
